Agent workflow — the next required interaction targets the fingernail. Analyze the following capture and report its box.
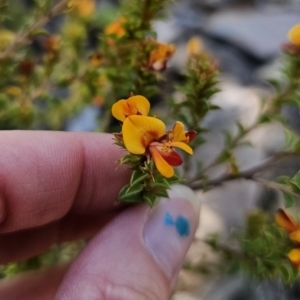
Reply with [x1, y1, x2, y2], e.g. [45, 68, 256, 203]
[142, 184, 200, 280]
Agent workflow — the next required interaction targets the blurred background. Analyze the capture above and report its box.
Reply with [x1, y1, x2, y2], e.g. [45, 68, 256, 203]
[1, 0, 300, 299]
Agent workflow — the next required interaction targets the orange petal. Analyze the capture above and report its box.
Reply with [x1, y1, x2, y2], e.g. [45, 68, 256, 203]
[288, 24, 300, 46]
[104, 17, 127, 37]
[290, 229, 300, 243]
[149, 43, 175, 69]
[127, 95, 150, 117]
[112, 96, 150, 122]
[112, 99, 130, 122]
[123, 116, 166, 154]
[275, 209, 298, 233]
[165, 44, 176, 57]
[288, 248, 300, 265]
[170, 141, 193, 155]
[150, 146, 174, 178]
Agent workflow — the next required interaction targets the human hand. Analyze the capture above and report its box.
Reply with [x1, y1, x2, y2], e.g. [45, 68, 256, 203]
[0, 131, 200, 300]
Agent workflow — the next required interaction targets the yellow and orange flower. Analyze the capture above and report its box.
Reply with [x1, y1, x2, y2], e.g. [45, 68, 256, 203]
[275, 209, 299, 233]
[288, 249, 300, 269]
[282, 24, 300, 54]
[68, 0, 95, 18]
[276, 209, 300, 270]
[288, 24, 300, 47]
[187, 37, 202, 57]
[148, 42, 176, 71]
[104, 17, 127, 38]
[112, 95, 195, 178]
[112, 95, 150, 122]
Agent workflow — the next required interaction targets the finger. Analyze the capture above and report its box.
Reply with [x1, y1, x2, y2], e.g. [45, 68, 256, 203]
[0, 264, 69, 300]
[55, 185, 200, 300]
[0, 212, 118, 264]
[0, 131, 130, 234]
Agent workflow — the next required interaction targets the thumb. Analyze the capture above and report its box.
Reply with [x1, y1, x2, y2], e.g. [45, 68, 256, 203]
[55, 185, 200, 300]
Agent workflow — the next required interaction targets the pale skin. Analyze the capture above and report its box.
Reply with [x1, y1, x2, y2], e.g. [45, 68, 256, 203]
[0, 131, 197, 300]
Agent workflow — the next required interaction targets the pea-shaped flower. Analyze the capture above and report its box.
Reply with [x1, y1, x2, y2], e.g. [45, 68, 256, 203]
[122, 116, 194, 178]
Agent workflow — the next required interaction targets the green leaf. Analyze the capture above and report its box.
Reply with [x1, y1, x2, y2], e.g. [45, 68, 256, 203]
[275, 176, 290, 184]
[165, 175, 180, 185]
[153, 189, 169, 198]
[216, 150, 231, 163]
[151, 182, 170, 189]
[283, 192, 295, 208]
[287, 96, 300, 108]
[284, 128, 300, 151]
[288, 182, 300, 193]
[278, 263, 294, 284]
[259, 114, 272, 124]
[290, 170, 300, 186]
[162, 178, 170, 188]
[293, 140, 300, 153]
[236, 122, 245, 135]
[130, 170, 148, 187]
[223, 131, 232, 147]
[177, 113, 189, 125]
[118, 184, 130, 198]
[119, 154, 141, 165]
[143, 193, 156, 207]
[119, 184, 144, 201]
[266, 78, 281, 92]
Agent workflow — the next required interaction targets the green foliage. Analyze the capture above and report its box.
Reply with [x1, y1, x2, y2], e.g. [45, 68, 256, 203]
[0, 241, 85, 278]
[283, 193, 295, 208]
[173, 51, 219, 149]
[121, 0, 170, 36]
[118, 157, 180, 206]
[284, 128, 300, 153]
[205, 211, 299, 284]
[0, 0, 174, 131]
[275, 170, 300, 208]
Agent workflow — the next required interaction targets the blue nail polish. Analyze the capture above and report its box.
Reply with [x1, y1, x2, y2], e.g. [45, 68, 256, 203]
[163, 212, 190, 237]
[164, 211, 175, 226]
[175, 215, 190, 237]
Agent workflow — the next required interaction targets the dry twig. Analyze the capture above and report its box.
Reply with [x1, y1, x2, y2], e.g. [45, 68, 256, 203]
[189, 152, 300, 191]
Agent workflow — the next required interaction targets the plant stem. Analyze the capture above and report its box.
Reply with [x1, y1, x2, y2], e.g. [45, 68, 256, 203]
[189, 152, 300, 190]
[254, 178, 300, 199]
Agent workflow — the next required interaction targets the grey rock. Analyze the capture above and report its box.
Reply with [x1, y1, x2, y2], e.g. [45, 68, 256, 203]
[66, 106, 100, 132]
[204, 9, 300, 60]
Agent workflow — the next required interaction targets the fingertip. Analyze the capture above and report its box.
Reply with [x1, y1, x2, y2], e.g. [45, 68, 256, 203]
[143, 186, 200, 282]
[55, 187, 200, 299]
